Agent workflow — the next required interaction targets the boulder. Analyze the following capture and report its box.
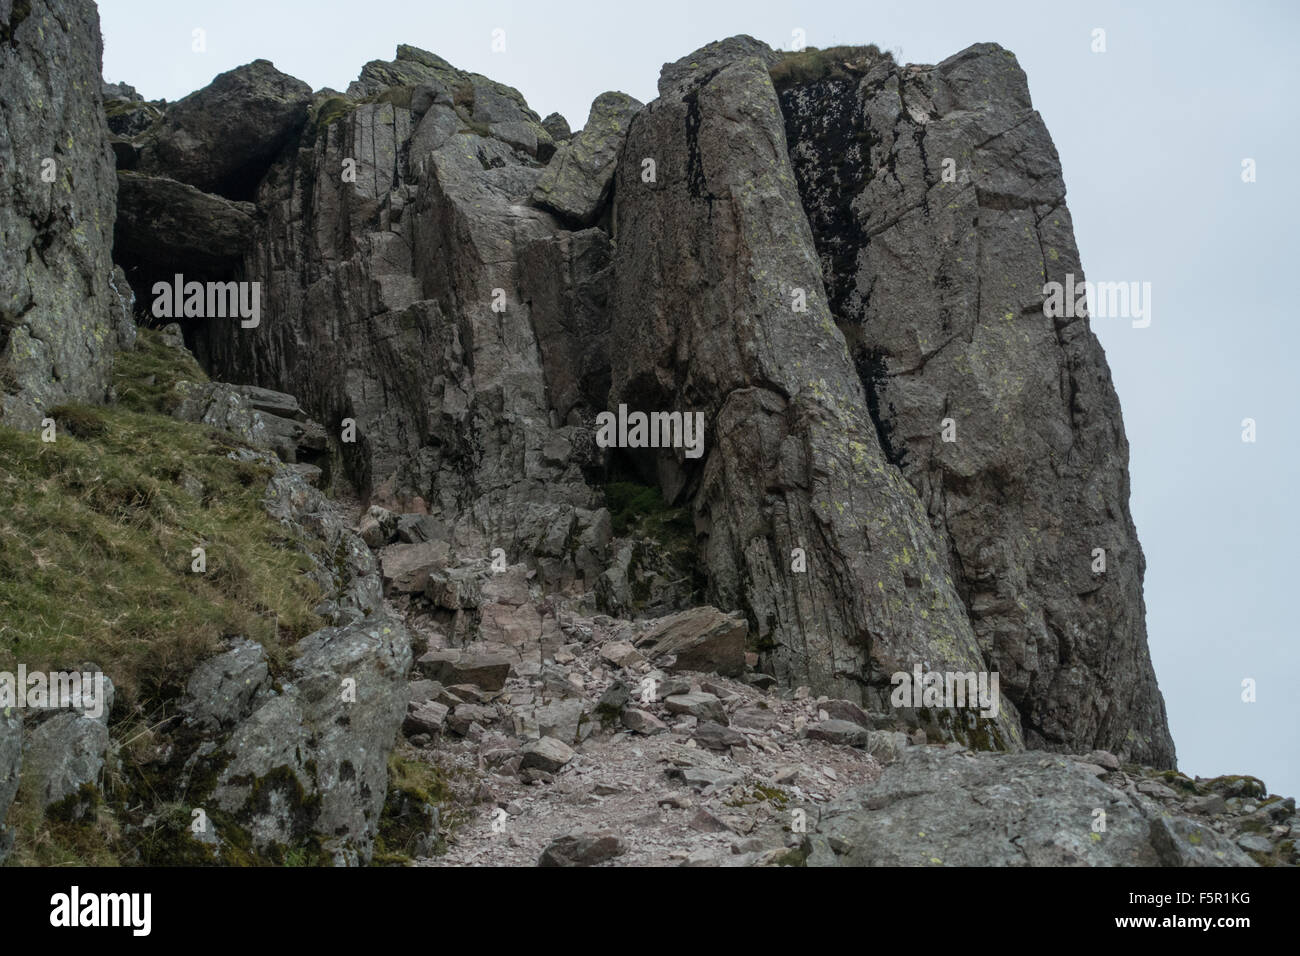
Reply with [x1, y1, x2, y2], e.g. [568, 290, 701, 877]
[813, 749, 1254, 866]
[538, 830, 623, 867]
[21, 712, 110, 815]
[416, 648, 511, 690]
[622, 708, 668, 735]
[208, 617, 412, 866]
[520, 736, 575, 773]
[137, 59, 312, 199]
[665, 692, 726, 725]
[403, 700, 450, 736]
[635, 607, 748, 677]
[530, 91, 643, 226]
[380, 541, 451, 594]
[540, 112, 571, 144]
[805, 719, 870, 748]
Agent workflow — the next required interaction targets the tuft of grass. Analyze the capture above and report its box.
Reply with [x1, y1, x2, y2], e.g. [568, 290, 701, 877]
[769, 45, 885, 92]
[112, 327, 207, 416]
[0, 330, 323, 710]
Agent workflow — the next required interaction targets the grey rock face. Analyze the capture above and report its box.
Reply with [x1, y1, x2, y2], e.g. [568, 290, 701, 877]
[530, 91, 643, 226]
[774, 43, 1173, 766]
[21, 711, 110, 814]
[137, 59, 312, 199]
[263, 467, 382, 623]
[518, 227, 615, 423]
[188, 45, 611, 591]
[93, 33, 1177, 785]
[1, 0, 120, 429]
[205, 618, 412, 865]
[541, 112, 572, 144]
[181, 638, 271, 732]
[812, 749, 1252, 866]
[609, 37, 1020, 747]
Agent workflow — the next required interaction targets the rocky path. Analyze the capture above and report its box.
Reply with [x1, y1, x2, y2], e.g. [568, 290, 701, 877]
[331, 502, 1297, 868]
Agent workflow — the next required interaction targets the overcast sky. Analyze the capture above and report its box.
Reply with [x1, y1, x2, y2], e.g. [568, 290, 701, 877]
[99, 0, 1299, 797]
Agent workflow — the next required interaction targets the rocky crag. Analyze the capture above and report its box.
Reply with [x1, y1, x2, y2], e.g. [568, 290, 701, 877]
[111, 34, 1167, 761]
[3, 0, 1288, 867]
[1, 0, 128, 429]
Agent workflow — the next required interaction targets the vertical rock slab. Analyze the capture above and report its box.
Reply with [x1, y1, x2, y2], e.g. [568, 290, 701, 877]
[0, 0, 119, 428]
[775, 43, 1174, 765]
[609, 37, 1020, 748]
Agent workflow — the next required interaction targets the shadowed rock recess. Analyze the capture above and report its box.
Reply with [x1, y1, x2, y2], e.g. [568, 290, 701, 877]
[16, 3, 1272, 868]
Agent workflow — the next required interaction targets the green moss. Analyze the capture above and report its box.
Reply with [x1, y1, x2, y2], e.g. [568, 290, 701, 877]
[604, 482, 672, 535]
[922, 706, 1007, 752]
[368, 85, 415, 110]
[308, 95, 359, 137]
[726, 785, 791, 810]
[373, 753, 454, 864]
[2, 791, 121, 867]
[132, 803, 219, 866]
[43, 782, 102, 823]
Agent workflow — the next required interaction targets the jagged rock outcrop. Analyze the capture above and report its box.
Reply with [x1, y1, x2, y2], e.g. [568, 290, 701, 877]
[531, 91, 643, 227]
[1, 0, 120, 429]
[135, 59, 312, 200]
[608, 37, 1021, 748]
[808, 748, 1250, 866]
[102, 80, 161, 140]
[171, 381, 327, 472]
[541, 112, 571, 144]
[773, 43, 1173, 765]
[190, 45, 622, 591]
[193, 617, 412, 866]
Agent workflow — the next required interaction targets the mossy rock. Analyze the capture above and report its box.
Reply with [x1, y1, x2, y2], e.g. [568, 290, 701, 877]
[1204, 774, 1268, 799]
[769, 45, 886, 92]
[308, 95, 359, 137]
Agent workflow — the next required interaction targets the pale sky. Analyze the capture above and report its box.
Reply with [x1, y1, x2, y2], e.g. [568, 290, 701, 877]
[99, 0, 1300, 797]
